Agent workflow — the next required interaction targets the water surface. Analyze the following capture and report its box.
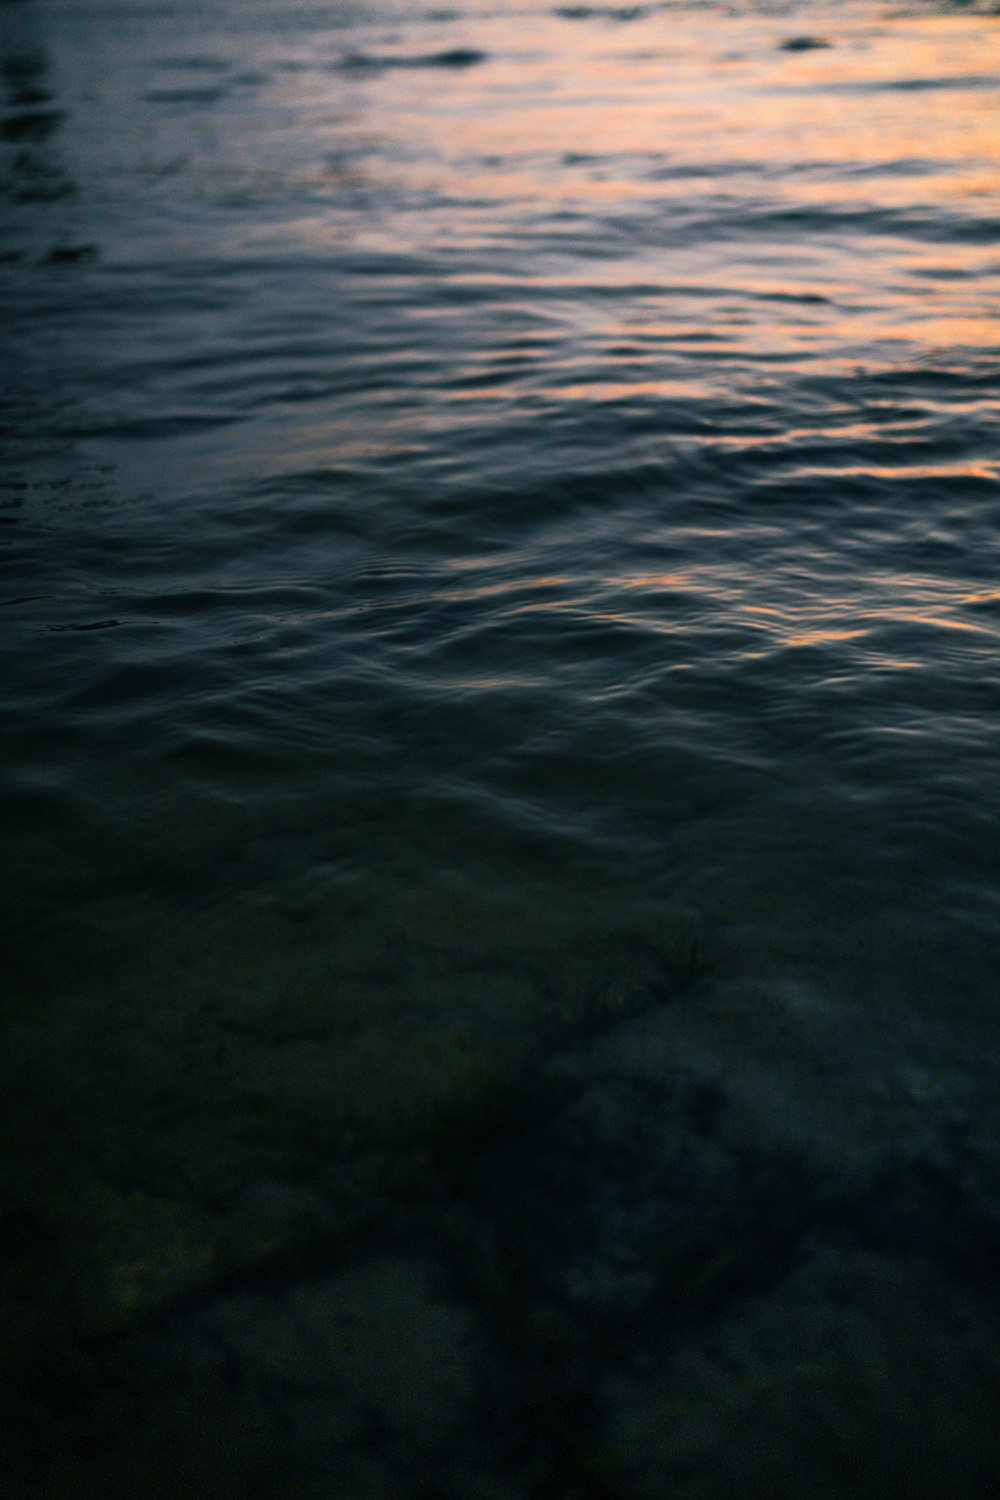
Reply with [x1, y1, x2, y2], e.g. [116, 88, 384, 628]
[2, 0, 1000, 1492]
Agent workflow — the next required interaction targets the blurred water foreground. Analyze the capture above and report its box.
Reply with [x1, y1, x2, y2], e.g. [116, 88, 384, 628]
[3, 891, 1000, 1498]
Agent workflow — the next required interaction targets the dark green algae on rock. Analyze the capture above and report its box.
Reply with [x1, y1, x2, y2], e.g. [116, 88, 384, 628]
[3, 900, 1000, 1498]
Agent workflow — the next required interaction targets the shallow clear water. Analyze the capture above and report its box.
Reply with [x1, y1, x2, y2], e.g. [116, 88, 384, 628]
[3, 0, 1000, 1492]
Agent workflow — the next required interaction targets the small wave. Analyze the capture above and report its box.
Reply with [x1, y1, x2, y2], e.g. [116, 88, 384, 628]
[143, 86, 228, 105]
[779, 35, 831, 51]
[333, 47, 487, 72]
[152, 55, 230, 72]
[67, 412, 243, 441]
[781, 72, 999, 94]
[554, 4, 649, 19]
[47, 619, 121, 633]
[0, 109, 64, 143]
[714, 200, 1000, 246]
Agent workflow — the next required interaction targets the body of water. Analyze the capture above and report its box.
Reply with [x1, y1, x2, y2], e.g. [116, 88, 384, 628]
[3, 0, 1000, 1492]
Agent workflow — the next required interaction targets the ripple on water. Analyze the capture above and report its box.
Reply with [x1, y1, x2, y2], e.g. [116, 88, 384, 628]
[3, 0, 1000, 1491]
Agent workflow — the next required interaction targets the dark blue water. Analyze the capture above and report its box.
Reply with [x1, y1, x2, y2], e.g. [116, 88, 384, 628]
[3, 0, 1000, 1493]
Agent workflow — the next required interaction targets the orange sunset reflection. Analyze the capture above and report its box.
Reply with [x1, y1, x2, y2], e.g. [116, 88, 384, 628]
[314, 4, 1000, 368]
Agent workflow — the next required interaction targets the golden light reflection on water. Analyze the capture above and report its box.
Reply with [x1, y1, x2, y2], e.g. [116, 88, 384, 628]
[576, 556, 1000, 673]
[211, 0, 1000, 485]
[369, 7, 1000, 171]
[315, 14, 996, 381]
